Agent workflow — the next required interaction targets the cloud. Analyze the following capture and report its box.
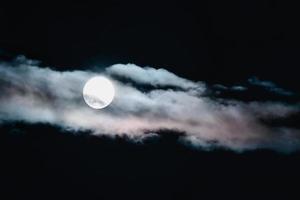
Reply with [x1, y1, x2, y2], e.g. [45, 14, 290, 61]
[106, 64, 206, 93]
[248, 76, 294, 96]
[231, 86, 247, 91]
[212, 84, 247, 92]
[0, 56, 299, 152]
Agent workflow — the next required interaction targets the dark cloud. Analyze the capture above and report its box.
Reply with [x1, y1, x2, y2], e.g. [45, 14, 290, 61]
[248, 76, 294, 96]
[0, 56, 299, 152]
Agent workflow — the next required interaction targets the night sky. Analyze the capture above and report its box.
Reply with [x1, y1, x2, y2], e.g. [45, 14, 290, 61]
[0, 1, 300, 199]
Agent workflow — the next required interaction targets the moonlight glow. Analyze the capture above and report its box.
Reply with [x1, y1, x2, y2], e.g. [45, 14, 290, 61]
[83, 76, 115, 109]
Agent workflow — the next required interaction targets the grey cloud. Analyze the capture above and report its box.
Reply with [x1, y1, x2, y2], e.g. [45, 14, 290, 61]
[0, 57, 299, 152]
[248, 76, 294, 96]
[213, 84, 229, 90]
[231, 86, 247, 91]
[212, 84, 247, 91]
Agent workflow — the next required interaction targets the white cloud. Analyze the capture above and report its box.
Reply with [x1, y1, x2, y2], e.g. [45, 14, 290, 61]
[106, 63, 205, 93]
[0, 57, 299, 152]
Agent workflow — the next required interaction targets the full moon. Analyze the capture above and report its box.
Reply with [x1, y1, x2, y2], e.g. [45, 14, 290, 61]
[83, 76, 115, 109]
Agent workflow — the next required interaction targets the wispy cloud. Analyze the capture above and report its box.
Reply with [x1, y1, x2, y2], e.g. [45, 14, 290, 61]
[0, 56, 299, 152]
[248, 76, 294, 96]
[212, 84, 247, 92]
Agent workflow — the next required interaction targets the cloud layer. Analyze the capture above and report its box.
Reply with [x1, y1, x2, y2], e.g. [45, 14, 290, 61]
[0, 56, 299, 152]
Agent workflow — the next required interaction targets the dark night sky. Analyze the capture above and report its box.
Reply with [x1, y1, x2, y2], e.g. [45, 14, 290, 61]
[1, 1, 300, 88]
[0, 1, 300, 199]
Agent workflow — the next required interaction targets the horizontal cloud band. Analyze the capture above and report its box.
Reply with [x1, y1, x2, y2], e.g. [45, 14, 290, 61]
[0, 56, 299, 152]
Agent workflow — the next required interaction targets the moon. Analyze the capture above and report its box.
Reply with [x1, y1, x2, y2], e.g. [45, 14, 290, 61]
[83, 76, 115, 109]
